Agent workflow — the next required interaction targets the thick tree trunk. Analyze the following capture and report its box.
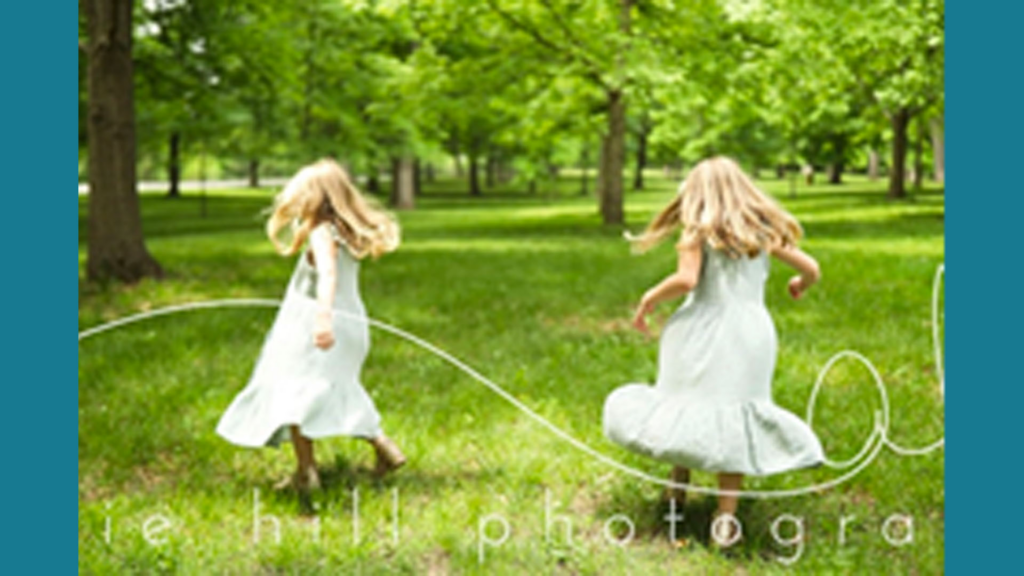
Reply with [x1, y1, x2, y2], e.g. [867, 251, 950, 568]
[889, 108, 910, 199]
[167, 132, 181, 197]
[85, 0, 162, 283]
[468, 156, 481, 196]
[930, 117, 944, 184]
[868, 149, 880, 180]
[248, 158, 259, 188]
[599, 89, 626, 225]
[394, 156, 415, 210]
[633, 126, 647, 190]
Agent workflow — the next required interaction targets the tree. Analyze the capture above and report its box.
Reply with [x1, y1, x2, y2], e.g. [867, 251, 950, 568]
[84, 0, 162, 282]
[773, 0, 944, 198]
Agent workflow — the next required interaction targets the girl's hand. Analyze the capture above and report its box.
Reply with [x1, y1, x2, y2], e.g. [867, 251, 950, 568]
[788, 276, 809, 300]
[313, 309, 335, 349]
[632, 296, 654, 335]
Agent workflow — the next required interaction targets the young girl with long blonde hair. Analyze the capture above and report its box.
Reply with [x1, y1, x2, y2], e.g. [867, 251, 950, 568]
[217, 158, 406, 491]
[603, 156, 825, 545]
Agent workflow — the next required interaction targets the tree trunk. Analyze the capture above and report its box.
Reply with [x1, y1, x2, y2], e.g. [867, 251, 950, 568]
[930, 117, 944, 184]
[580, 141, 590, 196]
[633, 125, 647, 190]
[913, 117, 925, 190]
[828, 136, 845, 184]
[468, 156, 481, 196]
[425, 162, 435, 182]
[485, 151, 496, 188]
[802, 164, 815, 185]
[166, 132, 181, 197]
[85, 0, 162, 283]
[394, 156, 415, 210]
[414, 159, 422, 196]
[775, 164, 786, 180]
[367, 167, 380, 194]
[389, 157, 400, 205]
[248, 158, 260, 188]
[599, 89, 626, 225]
[888, 108, 910, 199]
[868, 149, 880, 180]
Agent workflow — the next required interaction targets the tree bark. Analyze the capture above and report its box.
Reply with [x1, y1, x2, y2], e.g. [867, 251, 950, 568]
[599, 89, 626, 225]
[888, 108, 910, 199]
[167, 131, 181, 197]
[425, 162, 435, 182]
[868, 149, 880, 180]
[85, 0, 163, 283]
[930, 117, 944, 183]
[633, 125, 647, 190]
[394, 156, 415, 210]
[468, 155, 481, 196]
[248, 158, 260, 188]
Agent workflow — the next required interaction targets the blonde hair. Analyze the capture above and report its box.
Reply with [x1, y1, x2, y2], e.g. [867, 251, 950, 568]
[266, 158, 400, 259]
[628, 156, 802, 257]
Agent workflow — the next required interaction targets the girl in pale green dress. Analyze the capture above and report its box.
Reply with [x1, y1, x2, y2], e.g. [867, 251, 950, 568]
[603, 156, 825, 544]
[217, 159, 406, 491]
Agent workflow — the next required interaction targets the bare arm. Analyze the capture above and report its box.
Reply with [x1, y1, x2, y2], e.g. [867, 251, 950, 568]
[770, 244, 821, 299]
[632, 242, 703, 334]
[310, 225, 339, 349]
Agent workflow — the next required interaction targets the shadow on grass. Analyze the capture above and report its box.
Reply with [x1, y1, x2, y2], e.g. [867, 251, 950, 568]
[257, 451, 508, 516]
[594, 484, 769, 561]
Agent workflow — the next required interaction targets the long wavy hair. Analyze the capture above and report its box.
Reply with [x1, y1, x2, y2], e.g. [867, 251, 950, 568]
[265, 158, 400, 259]
[627, 156, 802, 257]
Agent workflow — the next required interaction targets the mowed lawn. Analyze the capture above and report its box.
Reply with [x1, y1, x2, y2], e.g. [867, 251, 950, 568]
[78, 172, 944, 574]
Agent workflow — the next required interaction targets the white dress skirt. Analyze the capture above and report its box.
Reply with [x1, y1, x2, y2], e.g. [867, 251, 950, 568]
[216, 223, 383, 447]
[602, 246, 824, 476]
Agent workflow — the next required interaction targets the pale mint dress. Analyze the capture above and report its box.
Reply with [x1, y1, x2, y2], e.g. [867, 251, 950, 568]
[217, 223, 383, 447]
[603, 245, 824, 476]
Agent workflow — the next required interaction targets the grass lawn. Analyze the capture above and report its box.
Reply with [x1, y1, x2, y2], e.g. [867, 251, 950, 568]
[78, 171, 944, 574]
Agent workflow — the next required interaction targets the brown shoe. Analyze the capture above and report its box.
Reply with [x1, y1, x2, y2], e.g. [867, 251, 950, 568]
[371, 436, 407, 476]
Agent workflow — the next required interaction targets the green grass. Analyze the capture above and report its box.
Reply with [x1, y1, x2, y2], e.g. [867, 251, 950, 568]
[79, 172, 944, 574]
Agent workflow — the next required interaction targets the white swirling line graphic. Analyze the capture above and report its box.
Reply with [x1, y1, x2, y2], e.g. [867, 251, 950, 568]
[78, 264, 944, 499]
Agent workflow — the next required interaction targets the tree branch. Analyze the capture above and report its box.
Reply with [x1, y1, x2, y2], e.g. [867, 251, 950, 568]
[484, 0, 610, 91]
[537, 0, 607, 77]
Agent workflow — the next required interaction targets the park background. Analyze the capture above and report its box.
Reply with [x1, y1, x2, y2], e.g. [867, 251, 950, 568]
[78, 0, 944, 573]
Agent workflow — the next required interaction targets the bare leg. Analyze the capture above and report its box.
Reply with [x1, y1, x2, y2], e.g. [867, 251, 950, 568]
[665, 466, 690, 506]
[368, 434, 407, 476]
[276, 425, 320, 490]
[712, 473, 743, 546]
